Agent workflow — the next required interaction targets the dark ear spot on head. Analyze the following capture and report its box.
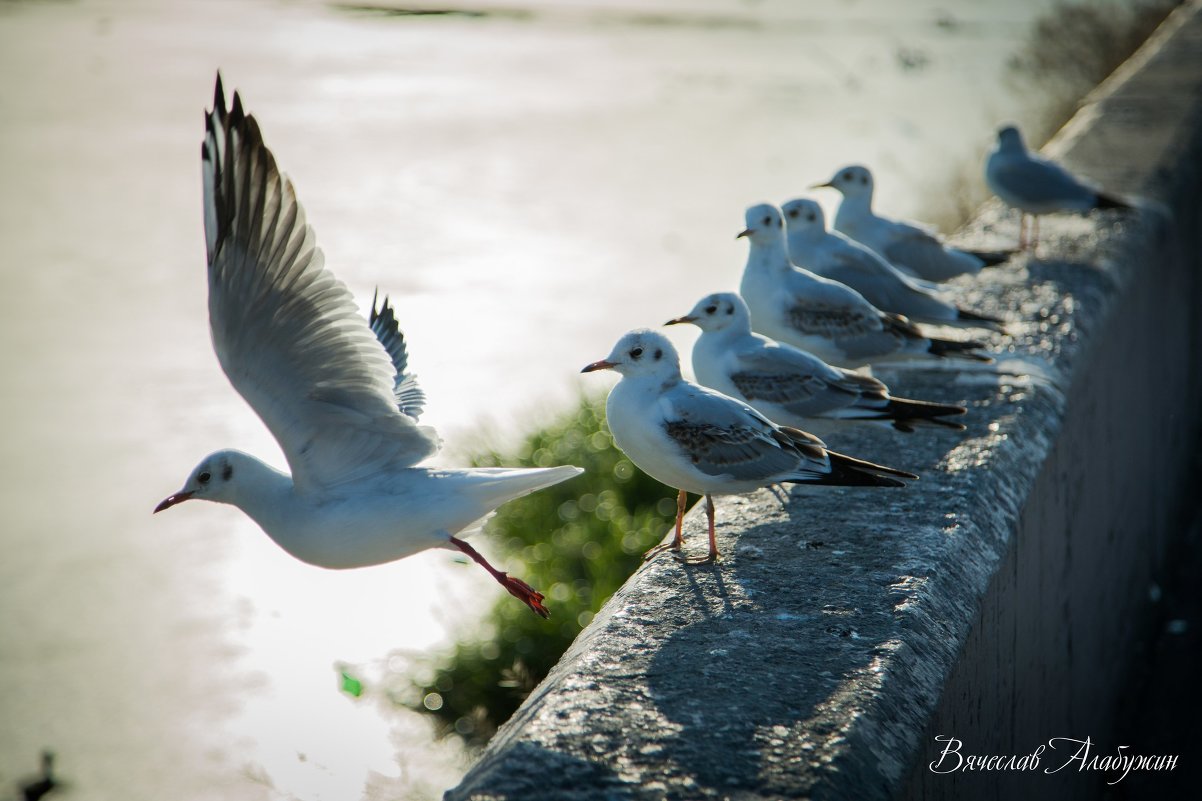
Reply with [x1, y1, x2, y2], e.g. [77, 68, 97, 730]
[654, 348, 663, 360]
[726, 305, 734, 315]
[222, 463, 234, 481]
[762, 215, 771, 226]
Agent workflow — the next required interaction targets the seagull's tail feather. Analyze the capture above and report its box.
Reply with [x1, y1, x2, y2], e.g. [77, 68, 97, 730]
[962, 248, 1015, 267]
[881, 397, 968, 433]
[813, 451, 918, 487]
[928, 335, 993, 363]
[1095, 191, 1132, 211]
[468, 465, 585, 510]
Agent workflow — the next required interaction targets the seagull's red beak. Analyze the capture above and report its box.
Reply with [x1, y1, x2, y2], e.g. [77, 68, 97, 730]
[581, 359, 616, 373]
[154, 491, 194, 513]
[664, 315, 696, 326]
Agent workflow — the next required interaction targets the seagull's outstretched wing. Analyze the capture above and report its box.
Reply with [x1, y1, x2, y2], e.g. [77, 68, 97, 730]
[202, 75, 440, 492]
[369, 290, 427, 421]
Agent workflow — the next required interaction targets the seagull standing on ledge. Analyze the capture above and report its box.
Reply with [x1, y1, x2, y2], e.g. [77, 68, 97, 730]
[582, 330, 916, 562]
[155, 75, 582, 618]
[737, 204, 991, 368]
[814, 164, 1008, 281]
[666, 292, 967, 433]
[985, 124, 1132, 251]
[780, 198, 1004, 331]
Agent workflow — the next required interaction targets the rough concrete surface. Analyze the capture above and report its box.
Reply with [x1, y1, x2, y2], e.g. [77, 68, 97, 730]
[447, 3, 1202, 799]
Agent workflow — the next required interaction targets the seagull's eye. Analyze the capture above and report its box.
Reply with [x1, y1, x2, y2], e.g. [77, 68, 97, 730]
[630, 347, 643, 359]
[704, 305, 717, 315]
[842, 171, 853, 181]
[198, 471, 211, 484]
[786, 209, 797, 219]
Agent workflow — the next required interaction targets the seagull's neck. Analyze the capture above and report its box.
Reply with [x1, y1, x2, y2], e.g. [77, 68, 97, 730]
[835, 192, 873, 231]
[222, 456, 295, 536]
[786, 228, 823, 260]
[744, 235, 793, 276]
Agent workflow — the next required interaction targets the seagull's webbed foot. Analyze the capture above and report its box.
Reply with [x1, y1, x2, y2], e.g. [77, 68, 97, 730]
[449, 534, 550, 618]
[498, 574, 550, 619]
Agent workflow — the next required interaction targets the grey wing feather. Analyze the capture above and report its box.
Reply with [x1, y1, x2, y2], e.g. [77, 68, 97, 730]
[785, 300, 882, 339]
[731, 348, 889, 417]
[369, 290, 427, 421]
[992, 156, 1095, 205]
[662, 386, 829, 482]
[203, 76, 440, 491]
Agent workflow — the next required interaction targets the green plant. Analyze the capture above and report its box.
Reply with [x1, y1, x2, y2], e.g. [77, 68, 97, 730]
[393, 395, 687, 746]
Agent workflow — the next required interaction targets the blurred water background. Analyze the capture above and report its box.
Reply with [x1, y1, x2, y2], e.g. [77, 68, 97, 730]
[0, 0, 1169, 798]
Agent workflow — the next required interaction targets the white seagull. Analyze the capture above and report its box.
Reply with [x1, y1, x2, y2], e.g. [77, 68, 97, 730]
[781, 198, 1004, 331]
[737, 203, 991, 368]
[666, 292, 967, 432]
[154, 75, 582, 618]
[815, 164, 1009, 281]
[581, 330, 917, 562]
[985, 124, 1132, 251]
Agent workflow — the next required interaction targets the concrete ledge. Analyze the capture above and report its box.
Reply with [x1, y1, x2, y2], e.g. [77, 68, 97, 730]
[447, 3, 1202, 799]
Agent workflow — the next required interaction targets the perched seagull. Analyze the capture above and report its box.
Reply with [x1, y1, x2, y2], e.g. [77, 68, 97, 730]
[154, 75, 582, 618]
[985, 124, 1132, 250]
[737, 203, 991, 368]
[815, 164, 1009, 281]
[781, 198, 1004, 331]
[666, 292, 967, 432]
[581, 330, 917, 562]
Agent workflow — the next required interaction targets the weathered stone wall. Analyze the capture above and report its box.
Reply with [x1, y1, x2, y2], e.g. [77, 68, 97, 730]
[448, 2, 1202, 799]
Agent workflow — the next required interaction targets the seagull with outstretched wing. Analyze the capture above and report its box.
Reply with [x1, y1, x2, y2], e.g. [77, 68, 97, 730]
[155, 75, 582, 618]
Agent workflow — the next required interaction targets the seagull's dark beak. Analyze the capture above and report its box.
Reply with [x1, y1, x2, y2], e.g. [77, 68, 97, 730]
[154, 491, 194, 513]
[664, 315, 696, 326]
[581, 359, 616, 373]
[735, 229, 752, 239]
[810, 180, 834, 189]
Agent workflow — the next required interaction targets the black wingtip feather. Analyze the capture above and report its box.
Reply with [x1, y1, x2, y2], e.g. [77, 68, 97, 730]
[1095, 191, 1132, 211]
[955, 307, 1006, 331]
[214, 71, 226, 114]
[929, 336, 993, 363]
[964, 248, 1016, 267]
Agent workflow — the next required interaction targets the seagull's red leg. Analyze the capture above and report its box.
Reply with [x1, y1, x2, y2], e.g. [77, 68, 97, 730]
[449, 535, 549, 618]
[1018, 213, 1028, 251]
[644, 488, 687, 560]
[704, 494, 718, 561]
[1032, 215, 1040, 253]
[679, 494, 719, 565]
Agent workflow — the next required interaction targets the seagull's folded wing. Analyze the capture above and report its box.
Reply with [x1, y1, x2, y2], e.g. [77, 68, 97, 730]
[991, 155, 1093, 205]
[202, 76, 440, 493]
[662, 385, 830, 483]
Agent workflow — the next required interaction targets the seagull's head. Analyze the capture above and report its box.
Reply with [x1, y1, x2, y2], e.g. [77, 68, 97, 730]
[736, 203, 784, 242]
[996, 124, 1025, 152]
[582, 329, 681, 380]
[666, 292, 750, 334]
[781, 198, 826, 234]
[155, 449, 246, 512]
[813, 164, 873, 198]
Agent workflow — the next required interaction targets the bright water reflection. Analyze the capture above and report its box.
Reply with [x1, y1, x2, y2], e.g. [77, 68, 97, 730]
[1, 0, 1070, 797]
